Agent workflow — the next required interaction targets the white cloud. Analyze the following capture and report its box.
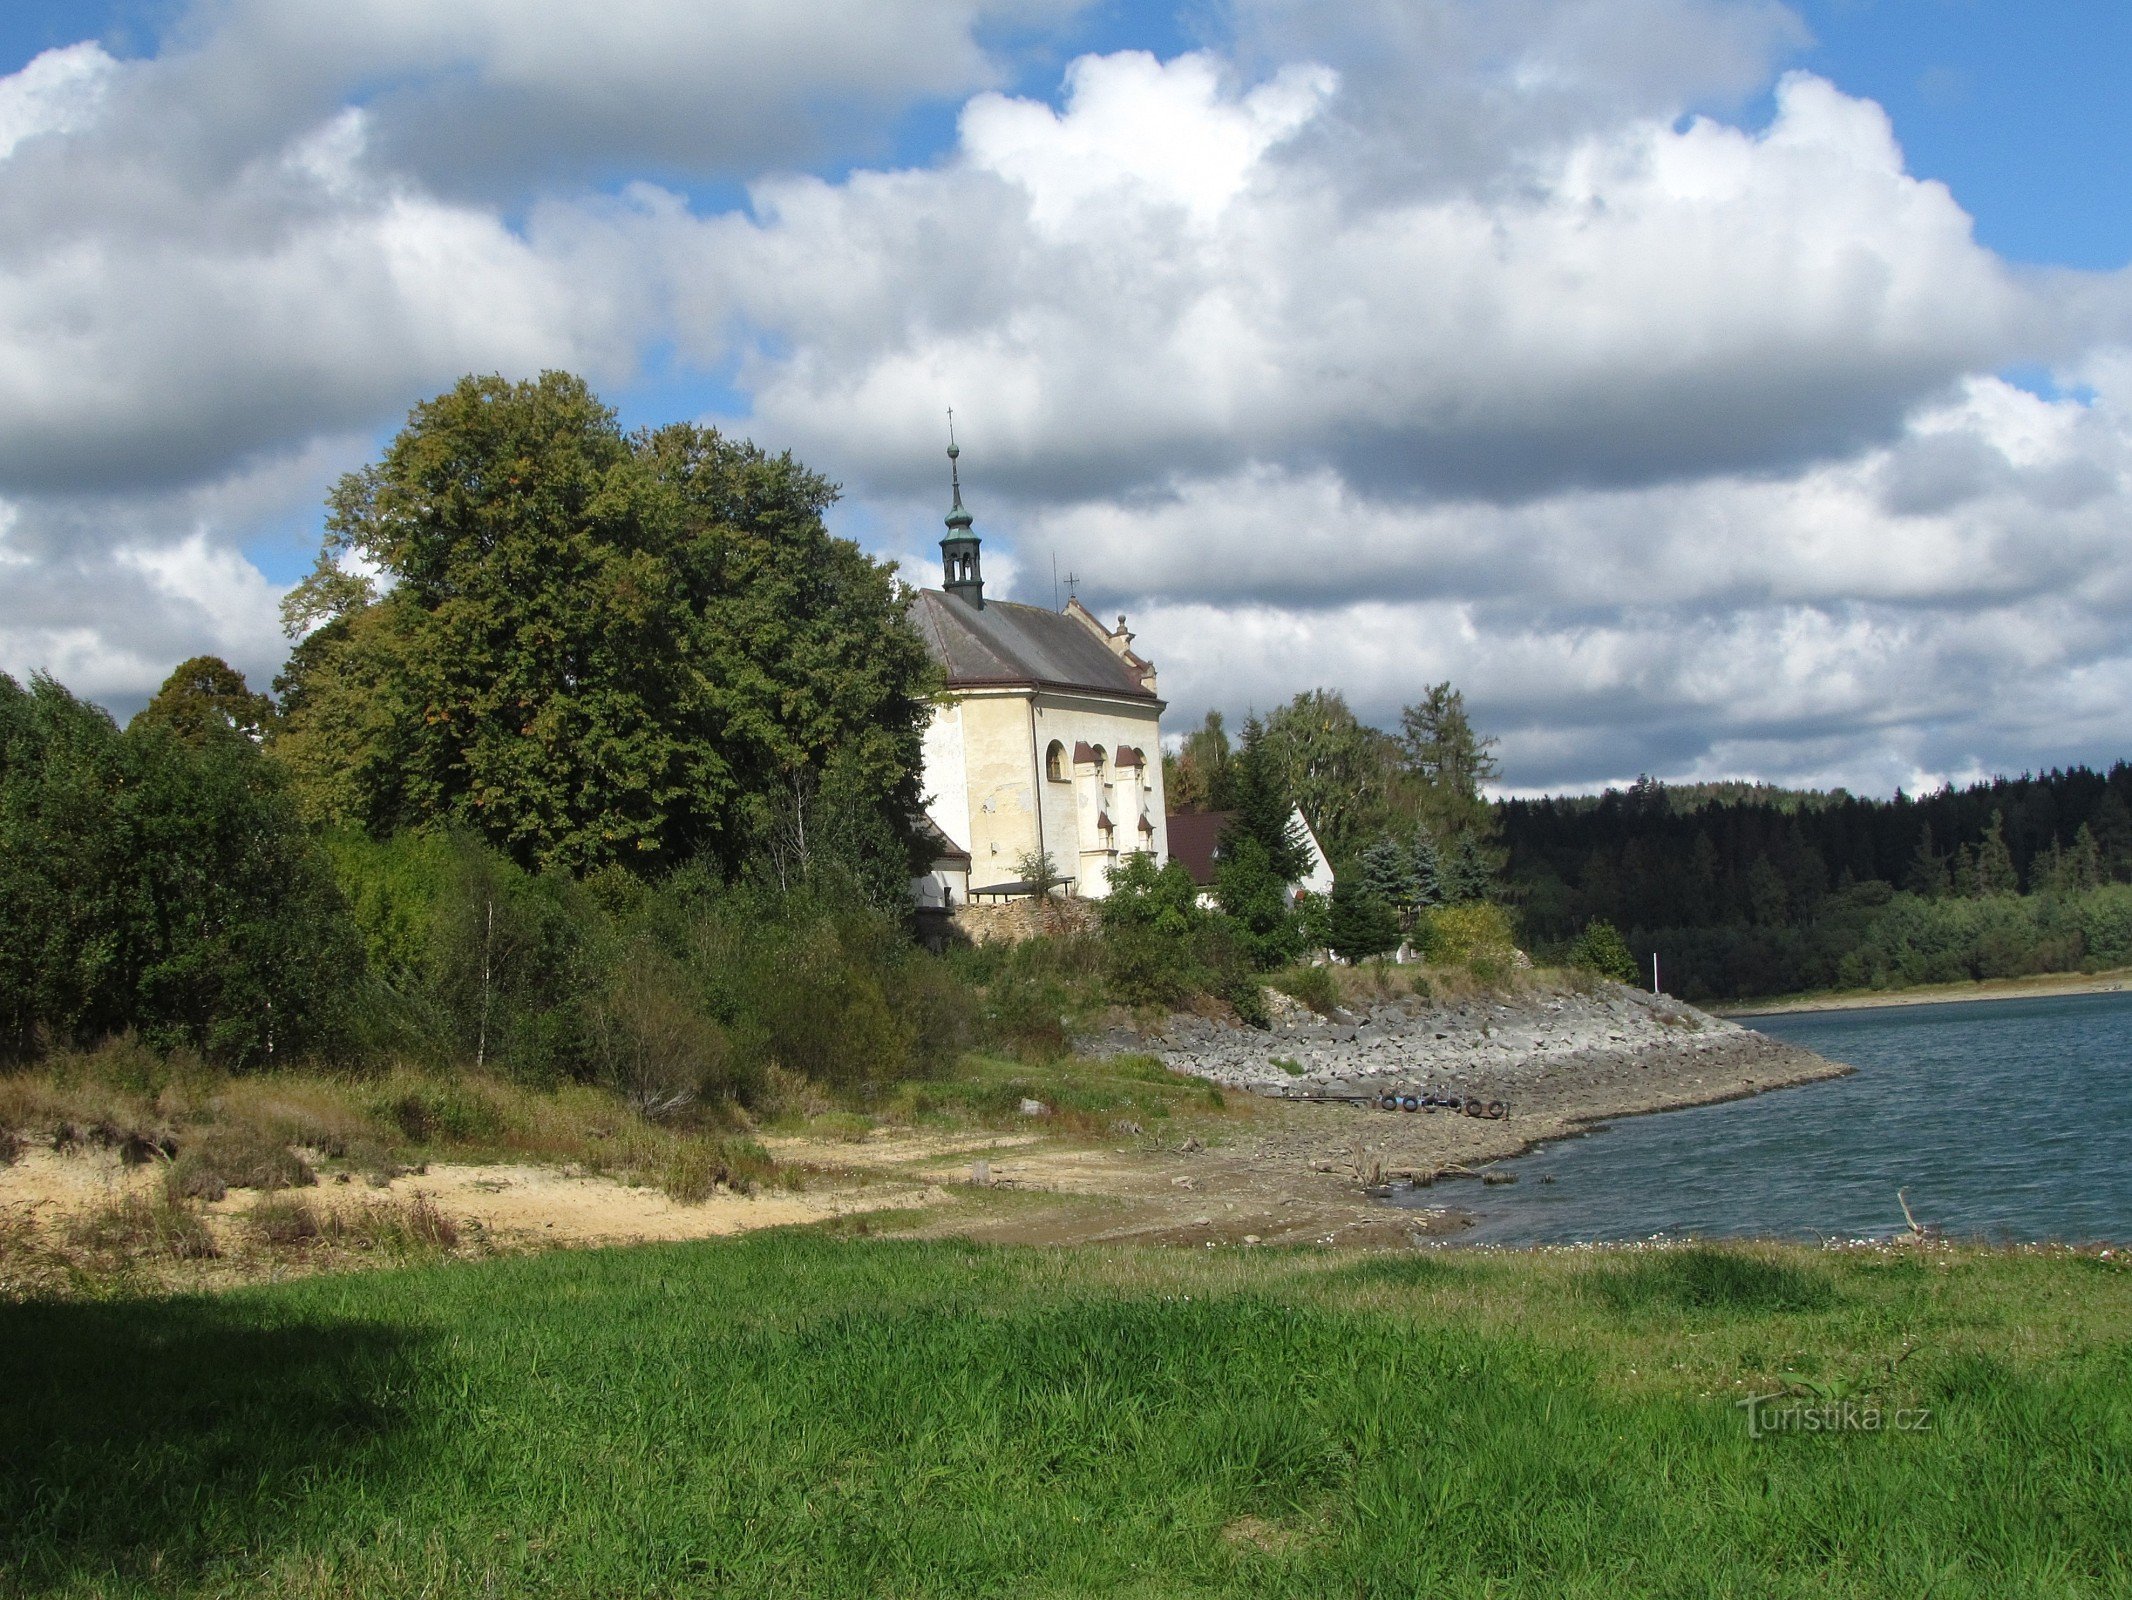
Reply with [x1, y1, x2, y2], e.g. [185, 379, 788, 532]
[680, 55, 2071, 513]
[0, 41, 116, 159]
[3, 0, 2131, 794]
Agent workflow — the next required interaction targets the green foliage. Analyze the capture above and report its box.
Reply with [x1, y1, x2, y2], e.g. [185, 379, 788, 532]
[1973, 809, 2019, 897]
[130, 656, 274, 744]
[1327, 875, 1399, 963]
[1270, 963, 1340, 1016]
[1566, 919, 1638, 984]
[1421, 901, 1518, 966]
[1397, 680, 1500, 842]
[274, 374, 935, 882]
[1257, 688, 1392, 863]
[1356, 837, 1418, 924]
[1097, 854, 1269, 1024]
[1099, 853, 1214, 1007]
[1212, 834, 1304, 970]
[1505, 762, 2132, 998]
[1220, 716, 1311, 884]
[0, 672, 357, 1066]
[1163, 708, 1232, 813]
[1011, 847, 1062, 898]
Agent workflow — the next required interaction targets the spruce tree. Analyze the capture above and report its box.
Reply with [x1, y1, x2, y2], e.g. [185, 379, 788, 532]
[1903, 824, 1950, 898]
[1408, 826, 1445, 909]
[1974, 810, 2019, 897]
[1328, 874, 1399, 963]
[1357, 837, 1418, 924]
[1221, 716, 1311, 884]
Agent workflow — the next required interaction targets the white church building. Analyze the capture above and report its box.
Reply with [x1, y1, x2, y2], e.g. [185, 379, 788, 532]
[909, 440, 1169, 905]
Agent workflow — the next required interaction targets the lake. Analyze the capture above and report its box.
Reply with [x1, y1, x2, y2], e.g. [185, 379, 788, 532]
[1397, 988, 2132, 1246]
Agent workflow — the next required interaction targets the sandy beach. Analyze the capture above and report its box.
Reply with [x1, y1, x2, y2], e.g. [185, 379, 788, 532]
[1717, 966, 2132, 1018]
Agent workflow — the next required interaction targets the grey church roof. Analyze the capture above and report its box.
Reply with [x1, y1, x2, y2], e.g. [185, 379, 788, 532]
[910, 590, 1157, 701]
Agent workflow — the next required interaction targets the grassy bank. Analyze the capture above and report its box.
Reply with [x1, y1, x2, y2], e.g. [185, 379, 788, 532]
[4, 1235, 2127, 1598]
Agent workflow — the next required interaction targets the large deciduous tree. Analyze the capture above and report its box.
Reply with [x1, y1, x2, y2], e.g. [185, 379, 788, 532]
[273, 373, 936, 885]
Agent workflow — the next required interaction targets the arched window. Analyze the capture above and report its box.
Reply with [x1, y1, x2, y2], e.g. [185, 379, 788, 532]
[1046, 740, 1066, 782]
[1089, 745, 1107, 773]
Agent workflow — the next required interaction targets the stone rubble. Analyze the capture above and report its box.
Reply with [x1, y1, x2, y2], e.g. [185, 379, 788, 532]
[1083, 980, 1752, 1104]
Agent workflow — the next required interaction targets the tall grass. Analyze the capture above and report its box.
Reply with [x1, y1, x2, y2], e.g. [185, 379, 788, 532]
[3, 1237, 2126, 1597]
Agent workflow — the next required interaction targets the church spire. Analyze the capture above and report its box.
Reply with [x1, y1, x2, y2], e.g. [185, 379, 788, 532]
[940, 410, 983, 607]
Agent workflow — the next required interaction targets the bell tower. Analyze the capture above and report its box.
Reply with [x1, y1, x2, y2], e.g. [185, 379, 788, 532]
[940, 414, 983, 608]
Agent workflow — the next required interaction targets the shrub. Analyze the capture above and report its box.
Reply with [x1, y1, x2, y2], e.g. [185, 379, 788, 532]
[1566, 919, 1638, 984]
[1420, 902, 1517, 965]
[1271, 964, 1340, 1017]
[171, 1125, 316, 1193]
[1213, 835, 1304, 969]
[378, 1079, 504, 1145]
[1100, 854, 1214, 1007]
[317, 1192, 461, 1251]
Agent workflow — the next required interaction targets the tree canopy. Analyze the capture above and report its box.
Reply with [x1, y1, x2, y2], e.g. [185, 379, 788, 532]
[272, 373, 936, 883]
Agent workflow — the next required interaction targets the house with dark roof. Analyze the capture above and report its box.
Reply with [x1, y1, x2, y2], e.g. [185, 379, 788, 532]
[1162, 808, 1336, 906]
[909, 437, 1169, 905]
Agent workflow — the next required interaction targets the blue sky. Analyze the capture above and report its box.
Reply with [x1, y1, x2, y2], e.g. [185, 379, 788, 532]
[1, 1, 2129, 794]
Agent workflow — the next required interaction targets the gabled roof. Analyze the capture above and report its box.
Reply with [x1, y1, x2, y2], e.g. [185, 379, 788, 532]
[911, 590, 1158, 701]
[1166, 810, 1230, 887]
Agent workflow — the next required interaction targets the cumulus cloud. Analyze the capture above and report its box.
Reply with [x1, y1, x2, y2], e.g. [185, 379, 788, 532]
[176, 0, 1085, 195]
[682, 54, 2085, 510]
[641, 31, 2132, 790]
[3, 0, 2131, 794]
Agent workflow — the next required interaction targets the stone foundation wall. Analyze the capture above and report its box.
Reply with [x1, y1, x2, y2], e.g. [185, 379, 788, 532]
[950, 896, 1100, 946]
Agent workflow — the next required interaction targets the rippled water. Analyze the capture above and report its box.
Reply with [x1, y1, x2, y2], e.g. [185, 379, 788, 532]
[1395, 989, 2132, 1246]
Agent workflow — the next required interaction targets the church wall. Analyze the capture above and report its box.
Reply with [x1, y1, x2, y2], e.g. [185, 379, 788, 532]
[918, 700, 971, 856]
[1030, 690, 1168, 897]
[957, 689, 1045, 890]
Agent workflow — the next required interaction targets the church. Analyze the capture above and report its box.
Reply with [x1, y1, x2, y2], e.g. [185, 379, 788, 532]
[909, 440, 1169, 906]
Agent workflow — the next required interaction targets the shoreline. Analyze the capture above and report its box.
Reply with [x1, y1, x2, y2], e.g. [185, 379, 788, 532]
[1715, 966, 2132, 1018]
[889, 984, 1860, 1250]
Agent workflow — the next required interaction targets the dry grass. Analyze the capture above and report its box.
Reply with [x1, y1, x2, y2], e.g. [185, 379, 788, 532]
[65, 1194, 219, 1261]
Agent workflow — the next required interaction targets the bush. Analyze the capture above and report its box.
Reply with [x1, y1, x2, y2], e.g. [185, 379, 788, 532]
[0, 671, 359, 1066]
[1420, 902, 1517, 965]
[1566, 919, 1638, 984]
[247, 1194, 321, 1246]
[170, 1125, 316, 1193]
[377, 1080, 505, 1146]
[1271, 964, 1340, 1017]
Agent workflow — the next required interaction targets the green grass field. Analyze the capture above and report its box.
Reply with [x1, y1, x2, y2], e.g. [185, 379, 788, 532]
[4, 1236, 2128, 1598]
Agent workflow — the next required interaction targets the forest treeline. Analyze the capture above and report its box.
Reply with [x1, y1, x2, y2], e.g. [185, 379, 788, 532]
[1501, 770, 2132, 999]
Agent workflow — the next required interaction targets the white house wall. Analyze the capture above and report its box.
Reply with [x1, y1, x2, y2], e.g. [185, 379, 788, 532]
[917, 684, 1169, 900]
[919, 700, 971, 857]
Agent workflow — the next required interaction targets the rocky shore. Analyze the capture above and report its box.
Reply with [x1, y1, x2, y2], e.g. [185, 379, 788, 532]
[1088, 976, 1838, 1107]
[1057, 975, 1852, 1241]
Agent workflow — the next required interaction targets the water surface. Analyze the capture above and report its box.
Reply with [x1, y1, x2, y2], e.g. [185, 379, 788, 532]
[1398, 988, 2132, 1245]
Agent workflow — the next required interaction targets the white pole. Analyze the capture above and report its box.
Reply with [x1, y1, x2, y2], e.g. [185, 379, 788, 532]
[1652, 951, 1660, 995]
